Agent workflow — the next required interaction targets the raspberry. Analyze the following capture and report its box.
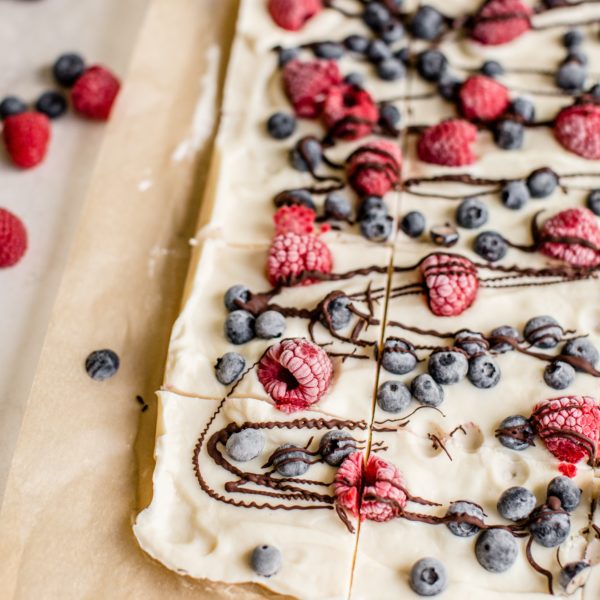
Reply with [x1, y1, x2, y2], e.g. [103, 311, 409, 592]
[0, 208, 27, 267]
[282, 59, 342, 118]
[420, 253, 479, 317]
[471, 0, 532, 46]
[459, 75, 510, 121]
[346, 140, 402, 197]
[554, 103, 600, 160]
[2, 112, 50, 169]
[417, 119, 477, 166]
[531, 396, 600, 464]
[268, 0, 322, 31]
[558, 463, 577, 478]
[257, 338, 333, 412]
[273, 205, 316, 235]
[334, 452, 407, 523]
[71, 66, 120, 120]
[539, 207, 600, 267]
[322, 84, 379, 140]
[267, 232, 333, 286]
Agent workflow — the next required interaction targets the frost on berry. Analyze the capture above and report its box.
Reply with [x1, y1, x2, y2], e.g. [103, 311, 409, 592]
[459, 75, 510, 121]
[322, 84, 379, 141]
[471, 0, 532, 46]
[554, 104, 600, 160]
[273, 205, 316, 236]
[346, 141, 402, 197]
[417, 119, 477, 167]
[268, 0, 322, 32]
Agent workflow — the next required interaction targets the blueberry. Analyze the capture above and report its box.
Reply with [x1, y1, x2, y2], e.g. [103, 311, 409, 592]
[475, 529, 518, 573]
[377, 380, 411, 413]
[224, 310, 255, 344]
[446, 501, 485, 538]
[409, 557, 448, 596]
[527, 167, 559, 198]
[378, 103, 401, 130]
[547, 476, 581, 511]
[224, 284, 250, 311]
[381, 338, 417, 375]
[266, 112, 296, 140]
[325, 192, 352, 220]
[410, 374, 444, 407]
[416, 49, 447, 82]
[377, 58, 405, 81]
[400, 211, 426, 238]
[555, 60, 587, 92]
[358, 196, 386, 219]
[34, 90, 67, 119]
[323, 294, 353, 331]
[344, 72, 365, 87]
[586, 189, 600, 215]
[53, 52, 85, 87]
[489, 325, 520, 353]
[290, 137, 322, 172]
[411, 5, 445, 41]
[274, 188, 316, 211]
[344, 34, 369, 54]
[493, 119, 524, 150]
[455, 330, 488, 356]
[568, 50, 588, 66]
[562, 336, 599, 368]
[428, 351, 468, 385]
[456, 196, 488, 229]
[367, 39, 391, 63]
[363, 3, 390, 29]
[501, 180, 530, 210]
[481, 60, 504, 77]
[250, 544, 282, 577]
[278, 47, 299, 67]
[468, 355, 501, 389]
[215, 352, 246, 385]
[496, 415, 534, 451]
[544, 360, 575, 390]
[430, 223, 459, 247]
[473, 231, 507, 262]
[590, 84, 600, 101]
[359, 210, 393, 242]
[437, 73, 461, 101]
[497, 486, 536, 521]
[559, 561, 591, 594]
[510, 97, 535, 123]
[271, 443, 311, 477]
[226, 429, 265, 462]
[255, 310, 286, 339]
[319, 430, 357, 467]
[529, 504, 570, 547]
[395, 47, 411, 65]
[524, 315, 562, 348]
[0, 96, 27, 120]
[85, 349, 120, 381]
[379, 20, 405, 44]
[314, 42, 344, 60]
[563, 29, 583, 49]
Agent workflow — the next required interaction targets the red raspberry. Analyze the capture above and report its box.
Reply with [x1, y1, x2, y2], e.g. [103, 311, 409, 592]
[273, 205, 316, 235]
[540, 207, 600, 267]
[257, 338, 333, 412]
[558, 463, 577, 478]
[0, 208, 27, 267]
[283, 59, 342, 118]
[322, 84, 379, 141]
[417, 119, 478, 167]
[346, 140, 402, 197]
[334, 452, 407, 523]
[2, 112, 50, 169]
[554, 103, 600, 160]
[268, 0, 322, 31]
[531, 396, 600, 464]
[471, 0, 532, 46]
[267, 232, 333, 286]
[459, 75, 510, 121]
[420, 253, 479, 317]
[71, 66, 120, 120]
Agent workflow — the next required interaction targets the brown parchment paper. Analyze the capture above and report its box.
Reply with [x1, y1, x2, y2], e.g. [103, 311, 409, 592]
[0, 0, 288, 597]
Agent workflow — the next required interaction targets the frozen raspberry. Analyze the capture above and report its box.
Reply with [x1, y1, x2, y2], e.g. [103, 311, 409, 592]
[540, 208, 600, 268]
[558, 463, 577, 478]
[554, 103, 600, 160]
[417, 119, 478, 166]
[273, 205, 316, 235]
[459, 75, 510, 121]
[471, 0, 532, 46]
[268, 0, 322, 31]
[0, 208, 27, 267]
[334, 452, 407, 523]
[2, 112, 50, 169]
[257, 338, 333, 412]
[282, 59, 342, 118]
[267, 232, 333, 286]
[531, 396, 600, 464]
[322, 84, 379, 140]
[420, 253, 479, 317]
[346, 140, 402, 197]
[71, 65, 120, 120]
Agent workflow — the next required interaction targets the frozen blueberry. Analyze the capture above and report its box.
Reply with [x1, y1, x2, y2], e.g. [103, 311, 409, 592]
[416, 49, 447, 82]
[271, 443, 311, 477]
[278, 46, 299, 67]
[411, 374, 444, 407]
[0, 96, 27, 120]
[381, 338, 417, 375]
[226, 429, 265, 462]
[409, 557, 448, 596]
[589, 83, 600, 101]
[344, 72, 365, 87]
[524, 315, 562, 349]
[527, 167, 558, 198]
[359, 210, 393, 242]
[224, 284, 250, 311]
[496, 415, 534, 451]
[446, 501, 485, 538]
[475, 529, 518, 573]
[559, 561, 591, 594]
[456, 196, 488, 229]
[377, 58, 406, 81]
[363, 2, 390, 30]
[455, 330, 488, 356]
[367, 39, 392, 63]
[468, 355, 501, 389]
[497, 486, 536, 521]
[53, 52, 85, 87]
[319, 430, 357, 467]
[344, 35, 370, 54]
[35, 90, 67, 119]
[493, 119, 524, 150]
[266, 112, 296, 139]
[323, 295, 353, 331]
[290, 137, 322, 172]
[314, 42, 344, 60]
[325, 192, 352, 220]
[501, 180, 530, 210]
[474, 231, 507, 262]
[430, 223, 459, 247]
[481, 60, 504, 77]
[85, 349, 120, 381]
[377, 380, 411, 413]
[411, 5, 445, 40]
[275, 188, 316, 211]
[437, 73, 461, 101]
[250, 544, 282, 577]
[563, 29, 584, 49]
[529, 504, 570, 547]
[379, 103, 401, 131]
[555, 60, 587, 92]
[544, 360, 575, 390]
[586, 189, 600, 216]
[358, 196, 386, 219]
[380, 20, 405, 44]
[215, 352, 246, 385]
[489, 325, 520, 353]
[400, 211, 426, 238]
[510, 96, 535, 123]
[568, 49, 588, 66]
[255, 311, 286, 339]
[547, 476, 581, 511]
[225, 310, 255, 344]
[395, 47, 411, 65]
[428, 351, 468, 385]
[562, 336, 599, 368]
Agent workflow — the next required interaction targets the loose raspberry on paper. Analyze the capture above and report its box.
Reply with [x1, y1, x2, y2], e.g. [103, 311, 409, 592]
[273, 205, 317, 235]
[268, 0, 322, 31]
[459, 75, 510, 121]
[71, 65, 121, 120]
[417, 119, 477, 166]
[471, 0, 532, 46]
[322, 84, 379, 141]
[0, 208, 27, 267]
[554, 103, 600, 160]
[346, 140, 402, 197]
[2, 112, 50, 169]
